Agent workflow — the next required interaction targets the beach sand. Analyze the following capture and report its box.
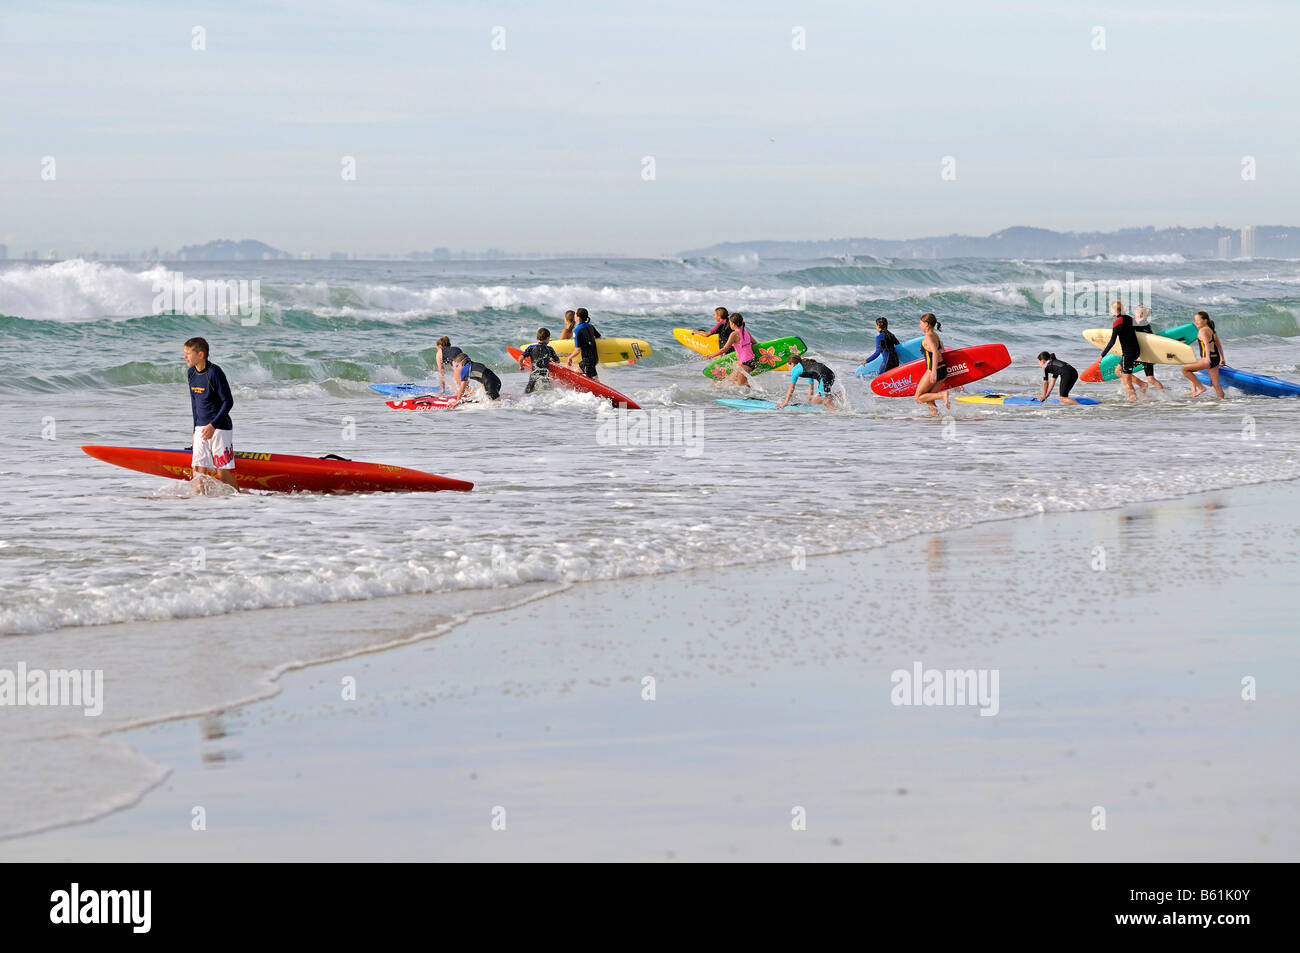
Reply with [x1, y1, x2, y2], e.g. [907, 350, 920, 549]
[3, 480, 1296, 861]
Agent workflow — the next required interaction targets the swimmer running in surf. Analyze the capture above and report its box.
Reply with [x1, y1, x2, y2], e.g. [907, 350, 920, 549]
[702, 313, 758, 386]
[1182, 311, 1226, 398]
[1097, 300, 1142, 403]
[860, 316, 902, 375]
[913, 313, 949, 416]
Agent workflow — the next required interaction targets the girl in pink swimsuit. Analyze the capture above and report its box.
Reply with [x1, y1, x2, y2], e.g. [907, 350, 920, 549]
[703, 314, 757, 386]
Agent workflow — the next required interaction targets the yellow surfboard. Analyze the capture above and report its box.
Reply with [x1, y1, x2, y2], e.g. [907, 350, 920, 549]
[673, 327, 720, 355]
[674, 326, 793, 371]
[1082, 328, 1195, 365]
[535, 337, 652, 367]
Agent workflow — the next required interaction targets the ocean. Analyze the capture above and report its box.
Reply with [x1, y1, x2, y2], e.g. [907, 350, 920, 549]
[3, 253, 1299, 636]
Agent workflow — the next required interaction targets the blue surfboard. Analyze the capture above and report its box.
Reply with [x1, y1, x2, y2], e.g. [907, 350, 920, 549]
[369, 383, 446, 397]
[1195, 367, 1300, 398]
[855, 336, 926, 378]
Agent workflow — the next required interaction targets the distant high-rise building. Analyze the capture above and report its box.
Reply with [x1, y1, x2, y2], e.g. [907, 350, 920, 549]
[1240, 225, 1256, 257]
[1218, 236, 1232, 258]
[0, 244, 7, 260]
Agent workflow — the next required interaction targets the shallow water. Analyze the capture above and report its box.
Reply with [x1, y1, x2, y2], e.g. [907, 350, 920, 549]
[2, 254, 1299, 634]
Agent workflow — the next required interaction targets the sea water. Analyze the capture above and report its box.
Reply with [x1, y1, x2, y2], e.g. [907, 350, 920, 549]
[3, 253, 1299, 634]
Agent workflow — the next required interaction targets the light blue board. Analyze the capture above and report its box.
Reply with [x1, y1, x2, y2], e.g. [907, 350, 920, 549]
[715, 398, 824, 412]
[855, 336, 926, 378]
[369, 383, 446, 397]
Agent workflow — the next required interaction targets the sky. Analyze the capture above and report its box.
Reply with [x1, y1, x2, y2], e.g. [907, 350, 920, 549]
[1, 0, 1297, 256]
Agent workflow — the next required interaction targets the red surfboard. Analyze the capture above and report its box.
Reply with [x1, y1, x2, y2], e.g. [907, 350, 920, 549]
[1079, 360, 1104, 383]
[507, 347, 640, 409]
[386, 395, 465, 411]
[870, 343, 1012, 397]
[81, 446, 473, 493]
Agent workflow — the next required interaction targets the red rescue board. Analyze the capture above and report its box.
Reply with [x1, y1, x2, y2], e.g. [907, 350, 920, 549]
[870, 344, 1012, 398]
[386, 395, 466, 411]
[507, 346, 640, 409]
[81, 446, 473, 493]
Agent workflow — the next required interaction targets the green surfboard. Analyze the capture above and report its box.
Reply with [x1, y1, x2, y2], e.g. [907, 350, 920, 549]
[703, 335, 808, 380]
[1098, 323, 1197, 380]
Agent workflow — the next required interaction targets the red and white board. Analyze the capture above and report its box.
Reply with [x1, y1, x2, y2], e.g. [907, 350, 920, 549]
[870, 343, 1012, 397]
[81, 446, 473, 493]
[507, 347, 640, 409]
[386, 394, 465, 411]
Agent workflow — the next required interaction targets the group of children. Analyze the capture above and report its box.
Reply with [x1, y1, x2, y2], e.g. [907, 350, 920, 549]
[855, 303, 1229, 415]
[697, 306, 841, 409]
[1097, 302, 1227, 400]
[514, 307, 605, 394]
[179, 300, 1232, 491]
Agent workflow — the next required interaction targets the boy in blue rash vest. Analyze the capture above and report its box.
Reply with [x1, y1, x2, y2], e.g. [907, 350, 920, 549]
[859, 316, 901, 374]
[518, 327, 560, 394]
[564, 307, 602, 379]
[183, 336, 238, 491]
[1097, 299, 1142, 402]
[451, 352, 502, 402]
[775, 345, 838, 409]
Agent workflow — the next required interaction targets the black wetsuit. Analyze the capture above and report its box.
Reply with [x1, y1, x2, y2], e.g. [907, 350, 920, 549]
[521, 343, 559, 394]
[1098, 314, 1140, 375]
[1042, 357, 1078, 399]
[573, 321, 602, 378]
[707, 319, 732, 351]
[439, 345, 464, 371]
[790, 358, 836, 394]
[1131, 323, 1156, 376]
[459, 360, 501, 400]
[864, 330, 901, 371]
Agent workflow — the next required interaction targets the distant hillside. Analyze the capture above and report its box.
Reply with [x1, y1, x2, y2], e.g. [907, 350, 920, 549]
[176, 239, 291, 261]
[679, 226, 1297, 260]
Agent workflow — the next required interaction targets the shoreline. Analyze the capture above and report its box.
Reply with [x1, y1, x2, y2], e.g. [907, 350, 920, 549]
[3, 477, 1297, 859]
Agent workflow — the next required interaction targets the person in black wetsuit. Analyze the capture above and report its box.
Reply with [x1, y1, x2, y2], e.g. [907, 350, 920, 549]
[564, 307, 602, 379]
[1181, 310, 1227, 398]
[860, 317, 902, 373]
[1129, 305, 1165, 392]
[451, 353, 502, 402]
[518, 328, 559, 394]
[435, 336, 464, 391]
[1036, 351, 1081, 404]
[699, 306, 730, 351]
[1097, 300, 1142, 402]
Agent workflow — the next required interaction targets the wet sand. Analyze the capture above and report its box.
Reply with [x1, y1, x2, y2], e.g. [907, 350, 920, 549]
[3, 481, 1297, 860]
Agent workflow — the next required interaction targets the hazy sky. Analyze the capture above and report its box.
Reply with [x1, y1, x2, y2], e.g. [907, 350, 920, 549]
[2, 0, 1296, 256]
